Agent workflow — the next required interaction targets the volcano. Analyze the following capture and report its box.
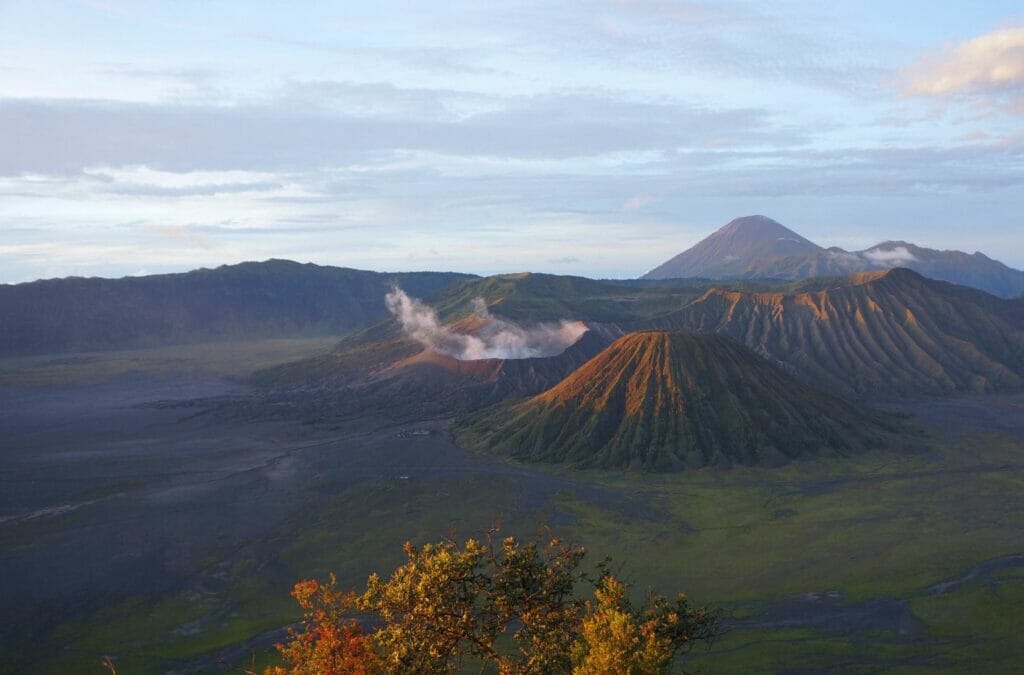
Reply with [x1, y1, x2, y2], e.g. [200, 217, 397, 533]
[455, 331, 899, 470]
[643, 215, 821, 280]
[643, 215, 1024, 298]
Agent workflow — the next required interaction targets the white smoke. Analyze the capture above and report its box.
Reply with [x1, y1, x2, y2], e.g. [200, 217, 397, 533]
[862, 246, 918, 265]
[385, 287, 588, 360]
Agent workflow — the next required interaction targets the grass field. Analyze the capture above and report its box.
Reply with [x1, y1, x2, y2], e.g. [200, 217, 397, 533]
[2, 341, 1022, 673]
[0, 337, 338, 387]
[23, 426, 1024, 673]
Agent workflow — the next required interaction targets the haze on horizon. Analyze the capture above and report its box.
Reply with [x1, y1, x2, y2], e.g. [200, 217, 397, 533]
[1, 0, 1023, 284]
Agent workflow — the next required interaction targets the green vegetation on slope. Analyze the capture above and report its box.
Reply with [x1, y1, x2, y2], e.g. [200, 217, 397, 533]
[26, 428, 1024, 674]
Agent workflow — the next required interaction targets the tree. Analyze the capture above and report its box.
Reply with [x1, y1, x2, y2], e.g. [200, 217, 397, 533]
[265, 574, 380, 675]
[572, 576, 714, 674]
[266, 533, 715, 674]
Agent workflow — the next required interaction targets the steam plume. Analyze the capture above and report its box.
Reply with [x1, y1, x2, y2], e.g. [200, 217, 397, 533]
[385, 287, 587, 360]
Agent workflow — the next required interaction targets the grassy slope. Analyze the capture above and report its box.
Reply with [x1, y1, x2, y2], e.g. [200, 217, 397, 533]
[29, 427, 1024, 674]
[0, 337, 340, 387]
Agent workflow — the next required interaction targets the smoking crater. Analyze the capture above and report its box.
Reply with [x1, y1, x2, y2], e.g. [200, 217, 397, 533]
[385, 287, 587, 360]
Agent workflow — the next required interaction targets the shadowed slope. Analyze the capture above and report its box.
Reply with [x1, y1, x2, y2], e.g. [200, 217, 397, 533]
[245, 323, 626, 423]
[0, 260, 473, 356]
[746, 243, 1024, 298]
[643, 216, 1024, 298]
[349, 323, 625, 412]
[644, 268, 1024, 396]
[456, 332, 897, 471]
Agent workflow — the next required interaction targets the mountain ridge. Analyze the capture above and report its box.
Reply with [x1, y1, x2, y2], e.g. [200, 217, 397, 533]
[254, 267, 1024, 400]
[0, 259, 475, 356]
[644, 267, 1024, 396]
[643, 216, 1024, 298]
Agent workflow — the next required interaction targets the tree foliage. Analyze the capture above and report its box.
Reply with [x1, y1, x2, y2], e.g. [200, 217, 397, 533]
[267, 533, 715, 674]
[265, 574, 381, 675]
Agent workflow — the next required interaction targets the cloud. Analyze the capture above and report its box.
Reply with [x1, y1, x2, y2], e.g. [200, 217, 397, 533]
[276, 80, 488, 120]
[623, 193, 657, 211]
[0, 93, 797, 176]
[143, 224, 213, 249]
[104, 180, 282, 197]
[385, 287, 587, 360]
[899, 25, 1024, 110]
[246, 33, 501, 76]
[488, 1, 886, 96]
[862, 245, 917, 264]
[548, 256, 581, 264]
[99, 63, 218, 84]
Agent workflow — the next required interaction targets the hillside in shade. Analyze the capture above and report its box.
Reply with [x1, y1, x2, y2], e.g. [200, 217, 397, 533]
[455, 331, 900, 470]
[249, 322, 626, 423]
[335, 323, 625, 415]
[645, 268, 1024, 396]
[0, 260, 473, 355]
[644, 215, 1024, 298]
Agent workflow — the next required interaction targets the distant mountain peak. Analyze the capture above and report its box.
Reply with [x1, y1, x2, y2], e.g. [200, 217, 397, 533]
[720, 214, 792, 233]
[643, 215, 820, 280]
[643, 216, 1024, 298]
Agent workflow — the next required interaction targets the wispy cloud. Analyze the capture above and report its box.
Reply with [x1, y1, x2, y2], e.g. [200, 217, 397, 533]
[491, 1, 888, 96]
[0, 92, 796, 175]
[623, 193, 657, 211]
[863, 245, 917, 264]
[248, 35, 501, 76]
[99, 63, 219, 84]
[143, 224, 213, 249]
[898, 25, 1024, 112]
[2, 2, 1024, 280]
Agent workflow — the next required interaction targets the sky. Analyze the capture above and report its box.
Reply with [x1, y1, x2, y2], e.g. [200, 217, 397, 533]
[1, 0, 1023, 283]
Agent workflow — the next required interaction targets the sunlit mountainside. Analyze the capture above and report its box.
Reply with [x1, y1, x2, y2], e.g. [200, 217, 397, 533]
[456, 331, 903, 470]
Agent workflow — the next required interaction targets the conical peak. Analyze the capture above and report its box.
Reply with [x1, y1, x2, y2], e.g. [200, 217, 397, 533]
[456, 328, 894, 470]
[611, 330, 724, 353]
[642, 215, 823, 280]
[538, 330, 746, 407]
[720, 214, 786, 233]
[712, 215, 815, 243]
